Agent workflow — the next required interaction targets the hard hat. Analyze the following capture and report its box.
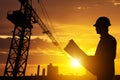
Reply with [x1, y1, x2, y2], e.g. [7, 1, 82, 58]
[93, 16, 111, 27]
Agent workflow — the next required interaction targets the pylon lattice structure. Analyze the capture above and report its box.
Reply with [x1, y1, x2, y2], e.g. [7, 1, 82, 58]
[4, 0, 33, 77]
[4, 0, 59, 77]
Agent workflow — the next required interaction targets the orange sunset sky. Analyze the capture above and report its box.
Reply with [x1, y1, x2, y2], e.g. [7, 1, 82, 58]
[0, 0, 120, 77]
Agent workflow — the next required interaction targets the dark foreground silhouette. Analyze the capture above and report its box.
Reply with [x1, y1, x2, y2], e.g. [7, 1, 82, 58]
[81, 17, 116, 80]
[0, 75, 120, 80]
[64, 16, 117, 80]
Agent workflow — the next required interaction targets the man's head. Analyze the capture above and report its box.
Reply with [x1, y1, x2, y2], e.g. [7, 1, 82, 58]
[93, 16, 111, 35]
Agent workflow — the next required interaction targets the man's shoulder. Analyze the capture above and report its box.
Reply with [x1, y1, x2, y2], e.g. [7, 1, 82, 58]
[108, 34, 116, 40]
[107, 34, 117, 43]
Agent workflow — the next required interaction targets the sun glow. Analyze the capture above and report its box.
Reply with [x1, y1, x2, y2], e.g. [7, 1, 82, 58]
[71, 58, 81, 68]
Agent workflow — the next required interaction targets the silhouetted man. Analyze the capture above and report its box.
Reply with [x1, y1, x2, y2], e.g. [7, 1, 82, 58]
[92, 16, 116, 80]
[65, 16, 116, 80]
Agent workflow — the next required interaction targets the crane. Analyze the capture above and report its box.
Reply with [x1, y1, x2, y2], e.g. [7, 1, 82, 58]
[4, 0, 59, 77]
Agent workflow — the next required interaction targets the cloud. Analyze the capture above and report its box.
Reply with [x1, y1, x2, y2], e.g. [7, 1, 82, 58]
[0, 37, 57, 52]
[111, 0, 120, 6]
[1, 0, 120, 36]
[0, 38, 67, 70]
[0, 37, 61, 63]
[0, 38, 11, 51]
[0, 53, 7, 63]
[75, 0, 120, 9]
[114, 2, 120, 6]
[0, 0, 19, 35]
[41, 0, 120, 25]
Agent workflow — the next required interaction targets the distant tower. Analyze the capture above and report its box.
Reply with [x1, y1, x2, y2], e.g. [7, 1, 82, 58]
[47, 63, 58, 77]
[42, 68, 45, 76]
[37, 65, 40, 76]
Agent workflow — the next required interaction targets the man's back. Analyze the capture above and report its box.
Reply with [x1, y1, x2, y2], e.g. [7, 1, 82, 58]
[95, 34, 116, 79]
